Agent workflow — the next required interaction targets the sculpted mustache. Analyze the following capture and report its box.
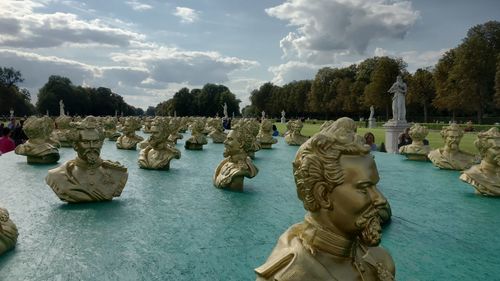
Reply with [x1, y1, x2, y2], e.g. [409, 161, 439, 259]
[355, 208, 381, 227]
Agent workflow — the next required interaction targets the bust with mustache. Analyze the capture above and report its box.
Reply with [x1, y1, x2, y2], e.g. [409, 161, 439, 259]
[255, 117, 395, 281]
[428, 124, 477, 170]
[46, 116, 128, 203]
[460, 127, 500, 196]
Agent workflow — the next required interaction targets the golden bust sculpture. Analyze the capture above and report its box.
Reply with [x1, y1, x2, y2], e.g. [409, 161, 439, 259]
[15, 116, 60, 164]
[213, 127, 258, 191]
[0, 207, 18, 256]
[185, 119, 208, 150]
[284, 120, 309, 146]
[257, 119, 278, 149]
[138, 119, 181, 170]
[116, 117, 144, 150]
[460, 127, 500, 196]
[52, 115, 73, 147]
[168, 118, 184, 144]
[255, 117, 395, 281]
[428, 124, 477, 170]
[103, 117, 121, 141]
[143, 117, 153, 133]
[208, 117, 227, 143]
[241, 119, 261, 159]
[46, 116, 128, 203]
[399, 123, 431, 161]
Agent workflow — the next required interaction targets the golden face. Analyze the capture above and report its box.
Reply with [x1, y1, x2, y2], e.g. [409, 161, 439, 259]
[444, 130, 462, 150]
[223, 130, 242, 157]
[483, 138, 500, 166]
[76, 130, 103, 165]
[326, 155, 386, 242]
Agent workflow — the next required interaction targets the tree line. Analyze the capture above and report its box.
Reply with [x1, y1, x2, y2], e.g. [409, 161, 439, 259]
[244, 21, 500, 124]
[155, 83, 241, 117]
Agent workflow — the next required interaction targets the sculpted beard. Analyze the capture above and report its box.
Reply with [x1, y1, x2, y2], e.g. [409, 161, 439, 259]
[355, 208, 382, 247]
[84, 149, 100, 165]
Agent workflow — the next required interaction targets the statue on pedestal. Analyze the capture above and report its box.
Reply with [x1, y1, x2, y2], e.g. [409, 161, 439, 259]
[116, 117, 144, 150]
[460, 127, 500, 196]
[52, 115, 73, 147]
[208, 117, 227, 143]
[399, 124, 431, 161]
[185, 119, 207, 150]
[143, 117, 154, 133]
[428, 124, 477, 170]
[368, 105, 376, 128]
[284, 120, 309, 146]
[223, 103, 228, 119]
[257, 119, 277, 149]
[46, 116, 128, 203]
[15, 116, 60, 164]
[139, 118, 181, 170]
[281, 110, 286, 124]
[59, 100, 65, 116]
[103, 117, 121, 141]
[0, 207, 18, 256]
[388, 75, 407, 122]
[213, 127, 258, 191]
[255, 117, 395, 281]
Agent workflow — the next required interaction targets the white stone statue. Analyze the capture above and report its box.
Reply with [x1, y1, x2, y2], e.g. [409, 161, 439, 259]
[59, 100, 65, 116]
[281, 110, 286, 124]
[261, 111, 265, 119]
[369, 106, 374, 119]
[388, 75, 407, 122]
[223, 103, 228, 119]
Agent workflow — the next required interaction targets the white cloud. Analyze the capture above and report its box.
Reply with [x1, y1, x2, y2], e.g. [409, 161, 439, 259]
[269, 61, 319, 85]
[126, 0, 153, 11]
[266, 0, 419, 63]
[0, 0, 144, 48]
[174, 7, 200, 23]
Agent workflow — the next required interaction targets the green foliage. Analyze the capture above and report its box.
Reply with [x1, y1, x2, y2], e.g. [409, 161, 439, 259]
[0, 67, 24, 88]
[407, 68, 435, 122]
[155, 83, 240, 117]
[36, 75, 141, 116]
[0, 66, 34, 116]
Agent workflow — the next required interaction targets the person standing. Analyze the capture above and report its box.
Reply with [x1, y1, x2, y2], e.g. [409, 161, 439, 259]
[0, 128, 16, 154]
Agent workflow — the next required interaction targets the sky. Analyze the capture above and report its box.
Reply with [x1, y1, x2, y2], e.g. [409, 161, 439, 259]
[1, 0, 499, 110]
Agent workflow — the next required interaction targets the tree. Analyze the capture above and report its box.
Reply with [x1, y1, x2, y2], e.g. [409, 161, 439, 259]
[0, 67, 24, 88]
[495, 54, 500, 108]
[407, 68, 435, 123]
[145, 106, 156, 116]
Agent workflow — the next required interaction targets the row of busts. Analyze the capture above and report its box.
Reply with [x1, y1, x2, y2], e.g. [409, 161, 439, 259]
[398, 123, 500, 196]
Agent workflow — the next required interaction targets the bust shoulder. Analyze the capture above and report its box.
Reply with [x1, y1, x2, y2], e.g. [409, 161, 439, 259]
[102, 160, 127, 172]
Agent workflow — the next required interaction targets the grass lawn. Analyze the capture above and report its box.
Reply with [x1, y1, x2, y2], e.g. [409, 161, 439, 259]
[274, 122, 480, 154]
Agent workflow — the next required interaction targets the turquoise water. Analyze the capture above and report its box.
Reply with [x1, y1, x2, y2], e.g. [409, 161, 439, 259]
[0, 133, 499, 280]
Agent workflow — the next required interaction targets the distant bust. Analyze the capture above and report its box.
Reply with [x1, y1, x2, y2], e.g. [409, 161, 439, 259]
[185, 119, 208, 150]
[213, 128, 258, 191]
[116, 117, 144, 150]
[460, 127, 500, 196]
[46, 116, 128, 203]
[257, 118, 277, 149]
[284, 120, 309, 146]
[15, 116, 60, 164]
[399, 124, 431, 161]
[138, 119, 181, 170]
[0, 207, 18, 256]
[428, 124, 477, 170]
[52, 115, 73, 147]
[255, 117, 395, 281]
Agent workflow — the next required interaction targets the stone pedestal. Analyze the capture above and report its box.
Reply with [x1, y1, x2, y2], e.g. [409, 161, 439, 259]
[368, 118, 376, 128]
[383, 121, 409, 154]
[281, 117, 286, 124]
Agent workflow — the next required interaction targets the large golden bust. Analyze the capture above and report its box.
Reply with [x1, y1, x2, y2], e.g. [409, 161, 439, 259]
[213, 127, 258, 191]
[0, 207, 18, 256]
[255, 117, 395, 281]
[138, 118, 181, 170]
[428, 124, 477, 170]
[14, 116, 60, 164]
[284, 120, 309, 146]
[460, 127, 500, 196]
[399, 123, 431, 161]
[116, 117, 144, 150]
[185, 119, 208, 150]
[46, 116, 128, 203]
[257, 118, 278, 149]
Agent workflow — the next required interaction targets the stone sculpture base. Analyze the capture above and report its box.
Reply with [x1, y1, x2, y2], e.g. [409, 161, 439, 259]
[247, 151, 255, 159]
[368, 118, 376, 128]
[59, 141, 72, 147]
[185, 143, 204, 150]
[140, 162, 170, 171]
[27, 153, 60, 164]
[223, 176, 244, 192]
[383, 121, 409, 153]
[281, 117, 286, 124]
[260, 143, 273, 149]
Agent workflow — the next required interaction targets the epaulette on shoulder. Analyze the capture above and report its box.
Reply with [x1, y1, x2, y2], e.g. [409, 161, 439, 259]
[102, 160, 127, 171]
[255, 252, 294, 279]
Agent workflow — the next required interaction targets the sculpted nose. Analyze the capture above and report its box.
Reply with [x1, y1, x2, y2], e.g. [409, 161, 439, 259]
[369, 186, 387, 208]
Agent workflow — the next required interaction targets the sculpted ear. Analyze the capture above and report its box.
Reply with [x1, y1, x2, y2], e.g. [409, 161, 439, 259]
[313, 182, 333, 210]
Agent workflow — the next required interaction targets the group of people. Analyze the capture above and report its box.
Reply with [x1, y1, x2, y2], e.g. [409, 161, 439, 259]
[0, 118, 27, 154]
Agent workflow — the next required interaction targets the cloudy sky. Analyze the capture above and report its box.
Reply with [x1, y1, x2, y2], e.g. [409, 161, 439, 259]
[1, 0, 499, 109]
